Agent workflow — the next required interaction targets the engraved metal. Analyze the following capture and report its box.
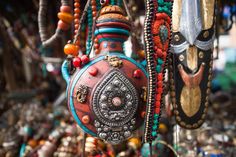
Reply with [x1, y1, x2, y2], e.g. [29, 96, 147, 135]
[92, 69, 138, 143]
[76, 85, 89, 103]
[104, 55, 123, 68]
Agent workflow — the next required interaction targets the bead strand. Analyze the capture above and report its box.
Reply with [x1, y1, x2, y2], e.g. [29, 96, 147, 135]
[74, 0, 81, 47]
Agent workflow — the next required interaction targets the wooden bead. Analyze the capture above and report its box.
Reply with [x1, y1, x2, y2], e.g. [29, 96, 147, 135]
[74, 13, 80, 18]
[58, 12, 74, 24]
[58, 20, 70, 31]
[60, 6, 71, 13]
[64, 44, 78, 56]
[74, 8, 80, 14]
[74, 2, 80, 7]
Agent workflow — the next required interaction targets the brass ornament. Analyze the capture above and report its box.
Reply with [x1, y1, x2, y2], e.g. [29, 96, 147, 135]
[180, 86, 201, 117]
[104, 56, 123, 68]
[76, 85, 89, 103]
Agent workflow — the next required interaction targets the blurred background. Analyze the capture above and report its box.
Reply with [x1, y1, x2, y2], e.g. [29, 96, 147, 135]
[0, 0, 235, 156]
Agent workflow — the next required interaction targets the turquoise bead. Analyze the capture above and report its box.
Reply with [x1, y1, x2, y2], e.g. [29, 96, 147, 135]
[154, 114, 159, 119]
[157, 58, 164, 65]
[152, 125, 158, 130]
[156, 65, 161, 73]
[153, 119, 159, 124]
[152, 131, 157, 137]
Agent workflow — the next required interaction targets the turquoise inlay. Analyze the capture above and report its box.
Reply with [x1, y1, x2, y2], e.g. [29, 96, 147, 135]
[156, 65, 162, 73]
[98, 38, 125, 43]
[95, 28, 130, 36]
[69, 53, 147, 136]
[61, 61, 70, 85]
[157, 58, 164, 65]
[141, 60, 147, 67]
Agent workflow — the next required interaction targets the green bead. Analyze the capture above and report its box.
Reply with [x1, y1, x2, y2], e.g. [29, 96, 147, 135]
[152, 131, 157, 137]
[152, 125, 158, 130]
[153, 119, 158, 124]
[156, 65, 161, 73]
[154, 114, 159, 119]
[157, 58, 164, 65]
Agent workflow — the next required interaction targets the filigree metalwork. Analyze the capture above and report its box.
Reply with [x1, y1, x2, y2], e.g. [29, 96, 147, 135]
[92, 69, 138, 143]
[104, 55, 123, 68]
[76, 85, 88, 103]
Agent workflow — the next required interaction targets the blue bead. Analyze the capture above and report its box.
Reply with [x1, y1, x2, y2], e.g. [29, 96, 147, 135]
[156, 65, 162, 73]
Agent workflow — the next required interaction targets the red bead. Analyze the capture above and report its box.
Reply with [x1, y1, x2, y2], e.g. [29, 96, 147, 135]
[157, 87, 163, 94]
[157, 73, 163, 81]
[141, 111, 146, 118]
[60, 6, 71, 13]
[156, 48, 163, 58]
[157, 81, 162, 87]
[88, 66, 98, 76]
[155, 101, 161, 107]
[81, 55, 90, 64]
[72, 57, 81, 67]
[155, 106, 160, 114]
[133, 69, 142, 78]
[156, 94, 161, 101]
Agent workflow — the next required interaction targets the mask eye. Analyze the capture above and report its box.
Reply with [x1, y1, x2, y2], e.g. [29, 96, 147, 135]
[100, 0, 109, 6]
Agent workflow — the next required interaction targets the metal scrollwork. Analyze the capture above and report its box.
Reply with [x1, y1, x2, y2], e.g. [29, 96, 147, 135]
[76, 85, 89, 103]
[104, 55, 123, 68]
[92, 69, 138, 143]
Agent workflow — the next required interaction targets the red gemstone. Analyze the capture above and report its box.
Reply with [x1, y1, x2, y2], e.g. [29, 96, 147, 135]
[157, 73, 163, 81]
[157, 81, 162, 87]
[157, 87, 163, 94]
[133, 69, 142, 78]
[156, 94, 161, 101]
[155, 101, 161, 108]
[88, 66, 98, 76]
[72, 57, 81, 67]
[81, 55, 90, 64]
[155, 106, 160, 114]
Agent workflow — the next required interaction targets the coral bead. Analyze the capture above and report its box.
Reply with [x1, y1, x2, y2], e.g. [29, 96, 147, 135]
[64, 44, 78, 56]
[133, 69, 142, 78]
[60, 6, 71, 13]
[81, 55, 90, 64]
[73, 57, 82, 67]
[58, 12, 74, 24]
[58, 20, 70, 31]
[88, 66, 98, 76]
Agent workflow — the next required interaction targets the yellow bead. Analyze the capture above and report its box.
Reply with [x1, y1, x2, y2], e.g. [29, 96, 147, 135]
[58, 12, 74, 24]
[64, 44, 78, 56]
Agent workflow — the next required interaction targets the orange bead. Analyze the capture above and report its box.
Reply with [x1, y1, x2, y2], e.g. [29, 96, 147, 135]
[74, 13, 79, 18]
[39, 140, 46, 145]
[58, 12, 74, 24]
[74, 19, 79, 24]
[91, 6, 96, 11]
[64, 44, 79, 56]
[28, 139, 38, 148]
[74, 24, 79, 29]
[92, 11, 97, 17]
[74, 2, 80, 7]
[58, 20, 70, 31]
[74, 8, 80, 14]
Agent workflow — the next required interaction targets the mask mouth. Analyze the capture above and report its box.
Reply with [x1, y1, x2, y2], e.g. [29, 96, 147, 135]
[178, 63, 205, 88]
